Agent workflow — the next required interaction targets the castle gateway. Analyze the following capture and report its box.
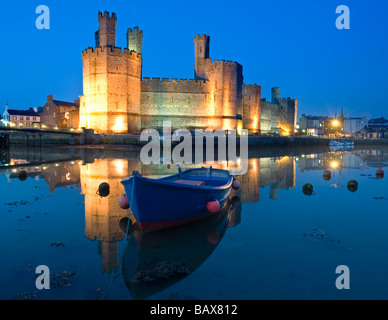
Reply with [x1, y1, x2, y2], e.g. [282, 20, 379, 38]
[79, 11, 297, 135]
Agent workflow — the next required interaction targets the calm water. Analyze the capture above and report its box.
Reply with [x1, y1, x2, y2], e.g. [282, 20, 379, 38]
[1, 146, 388, 300]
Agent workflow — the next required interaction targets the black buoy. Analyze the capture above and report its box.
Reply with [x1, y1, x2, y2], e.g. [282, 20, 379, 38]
[323, 170, 332, 181]
[119, 217, 132, 234]
[303, 183, 315, 196]
[347, 180, 358, 193]
[97, 182, 110, 197]
[231, 196, 241, 208]
[18, 170, 28, 182]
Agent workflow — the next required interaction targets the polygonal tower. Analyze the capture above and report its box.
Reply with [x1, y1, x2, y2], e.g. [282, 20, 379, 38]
[193, 34, 243, 131]
[79, 11, 142, 134]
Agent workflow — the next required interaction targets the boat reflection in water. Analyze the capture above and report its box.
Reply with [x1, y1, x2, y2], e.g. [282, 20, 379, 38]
[120, 199, 239, 300]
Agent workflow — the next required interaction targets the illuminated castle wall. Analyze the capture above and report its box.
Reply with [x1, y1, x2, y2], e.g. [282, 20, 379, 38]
[79, 11, 296, 135]
[80, 12, 142, 133]
[260, 88, 297, 135]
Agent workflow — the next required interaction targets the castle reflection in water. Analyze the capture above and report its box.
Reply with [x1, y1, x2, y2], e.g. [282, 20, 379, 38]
[2, 147, 386, 274]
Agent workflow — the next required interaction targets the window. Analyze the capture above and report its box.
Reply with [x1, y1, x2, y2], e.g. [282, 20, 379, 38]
[26, 117, 30, 121]
[33, 117, 36, 121]
[20, 116, 24, 120]
[13, 116, 16, 120]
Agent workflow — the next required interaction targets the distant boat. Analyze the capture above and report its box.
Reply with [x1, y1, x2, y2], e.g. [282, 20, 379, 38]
[121, 167, 234, 233]
[329, 140, 354, 146]
[329, 140, 354, 150]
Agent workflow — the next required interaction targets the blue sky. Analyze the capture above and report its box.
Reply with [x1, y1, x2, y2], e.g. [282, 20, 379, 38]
[0, 0, 387, 120]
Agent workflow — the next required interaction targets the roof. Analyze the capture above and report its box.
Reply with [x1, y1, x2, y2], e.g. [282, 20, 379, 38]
[300, 115, 328, 120]
[369, 117, 388, 124]
[53, 100, 79, 108]
[356, 126, 388, 133]
[6, 109, 40, 117]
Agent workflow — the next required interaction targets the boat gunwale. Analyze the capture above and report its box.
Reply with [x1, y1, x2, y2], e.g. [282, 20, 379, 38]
[121, 168, 233, 192]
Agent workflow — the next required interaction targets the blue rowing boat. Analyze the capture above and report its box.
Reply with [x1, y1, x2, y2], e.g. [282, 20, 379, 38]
[121, 167, 235, 233]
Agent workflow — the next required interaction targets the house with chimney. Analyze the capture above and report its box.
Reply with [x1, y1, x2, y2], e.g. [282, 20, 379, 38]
[2, 104, 41, 128]
[40, 95, 80, 128]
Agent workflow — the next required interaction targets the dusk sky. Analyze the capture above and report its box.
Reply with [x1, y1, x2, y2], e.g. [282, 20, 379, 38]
[1, 0, 387, 120]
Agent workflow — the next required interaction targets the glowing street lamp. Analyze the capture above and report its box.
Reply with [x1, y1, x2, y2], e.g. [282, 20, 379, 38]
[330, 161, 339, 169]
[332, 120, 339, 127]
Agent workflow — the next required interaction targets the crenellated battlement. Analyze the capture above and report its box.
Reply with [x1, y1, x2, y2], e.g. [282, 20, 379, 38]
[128, 26, 143, 34]
[279, 97, 296, 102]
[195, 34, 209, 40]
[82, 46, 142, 59]
[98, 11, 116, 19]
[210, 59, 239, 66]
[142, 77, 206, 84]
[243, 84, 260, 88]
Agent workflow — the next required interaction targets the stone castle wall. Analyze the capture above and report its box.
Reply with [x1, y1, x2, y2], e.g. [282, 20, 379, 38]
[79, 11, 296, 135]
[260, 97, 297, 135]
[140, 77, 224, 131]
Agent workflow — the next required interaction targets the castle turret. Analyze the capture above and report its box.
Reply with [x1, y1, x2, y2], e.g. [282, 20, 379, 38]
[127, 26, 143, 54]
[194, 34, 210, 80]
[97, 11, 117, 47]
[271, 87, 280, 105]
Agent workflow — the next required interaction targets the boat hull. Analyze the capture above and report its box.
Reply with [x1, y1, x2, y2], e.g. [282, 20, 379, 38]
[121, 168, 233, 233]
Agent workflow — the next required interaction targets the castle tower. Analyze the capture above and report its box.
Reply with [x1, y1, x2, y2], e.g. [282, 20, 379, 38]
[97, 11, 117, 47]
[271, 87, 280, 105]
[127, 26, 143, 77]
[243, 84, 261, 133]
[79, 11, 142, 133]
[193, 34, 243, 131]
[127, 26, 143, 54]
[194, 34, 210, 80]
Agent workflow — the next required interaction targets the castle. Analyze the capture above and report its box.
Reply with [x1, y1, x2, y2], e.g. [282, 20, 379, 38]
[79, 11, 297, 135]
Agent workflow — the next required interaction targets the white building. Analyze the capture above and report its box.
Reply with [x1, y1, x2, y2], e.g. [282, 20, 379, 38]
[344, 117, 367, 136]
[3, 105, 41, 128]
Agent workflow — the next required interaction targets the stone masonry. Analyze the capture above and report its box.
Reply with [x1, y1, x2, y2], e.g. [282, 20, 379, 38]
[79, 11, 297, 135]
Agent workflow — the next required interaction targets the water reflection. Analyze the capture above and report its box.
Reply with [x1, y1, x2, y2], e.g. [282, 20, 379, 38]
[1, 146, 388, 299]
[121, 200, 237, 300]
